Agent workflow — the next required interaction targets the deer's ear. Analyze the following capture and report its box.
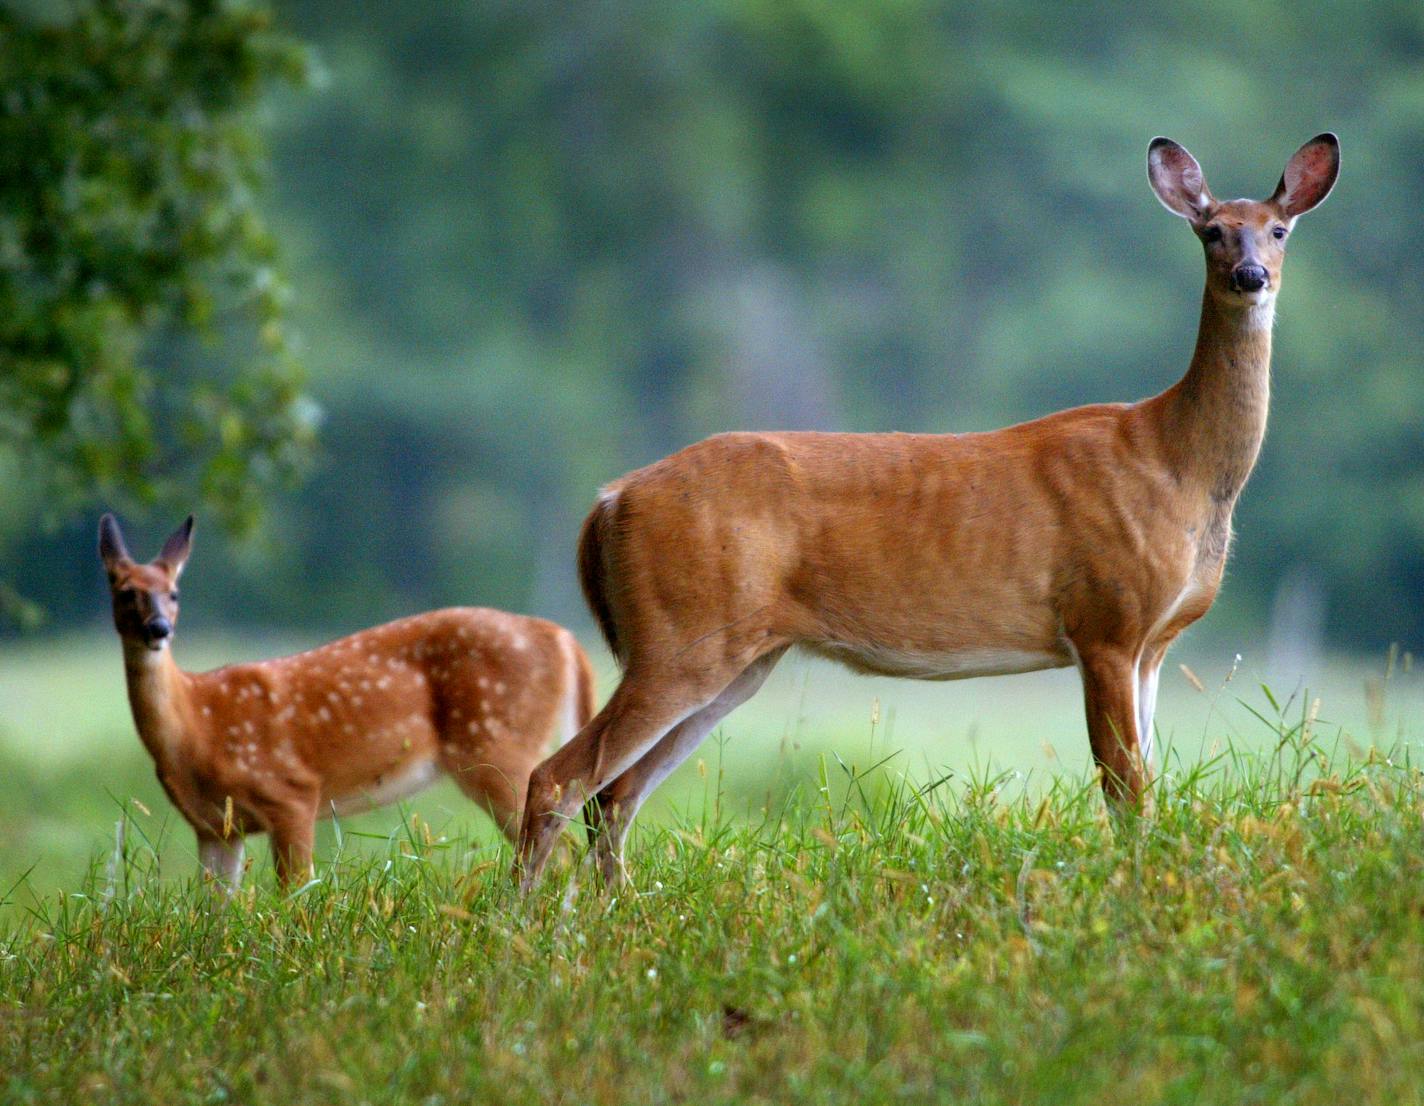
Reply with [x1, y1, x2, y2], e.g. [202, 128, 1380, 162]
[157, 515, 195, 578]
[98, 514, 132, 574]
[1269, 132, 1339, 219]
[1148, 137, 1216, 225]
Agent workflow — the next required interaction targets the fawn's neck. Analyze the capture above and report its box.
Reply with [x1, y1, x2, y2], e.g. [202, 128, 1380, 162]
[1156, 289, 1274, 505]
[122, 643, 195, 767]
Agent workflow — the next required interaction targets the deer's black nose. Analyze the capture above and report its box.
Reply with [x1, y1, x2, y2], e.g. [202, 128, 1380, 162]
[1232, 264, 1268, 292]
[145, 617, 172, 642]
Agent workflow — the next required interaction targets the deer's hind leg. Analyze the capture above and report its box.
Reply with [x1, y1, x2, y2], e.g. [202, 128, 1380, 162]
[517, 651, 762, 891]
[587, 647, 786, 888]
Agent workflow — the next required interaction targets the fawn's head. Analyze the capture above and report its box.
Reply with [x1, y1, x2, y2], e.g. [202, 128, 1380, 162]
[1148, 133, 1339, 308]
[99, 514, 193, 652]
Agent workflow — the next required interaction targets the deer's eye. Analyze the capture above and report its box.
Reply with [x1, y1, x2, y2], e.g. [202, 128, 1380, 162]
[1272, 226, 1287, 240]
[1202, 225, 1223, 243]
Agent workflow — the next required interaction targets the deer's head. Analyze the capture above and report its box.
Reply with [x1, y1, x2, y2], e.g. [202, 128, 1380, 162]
[99, 514, 193, 652]
[1148, 133, 1339, 307]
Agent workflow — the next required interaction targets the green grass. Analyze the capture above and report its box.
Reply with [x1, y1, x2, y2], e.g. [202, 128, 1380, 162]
[3, 635, 1423, 1102]
[3, 724, 1424, 1104]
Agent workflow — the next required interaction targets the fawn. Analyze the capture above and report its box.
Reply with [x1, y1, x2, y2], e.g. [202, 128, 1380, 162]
[99, 513, 594, 889]
[517, 133, 1340, 889]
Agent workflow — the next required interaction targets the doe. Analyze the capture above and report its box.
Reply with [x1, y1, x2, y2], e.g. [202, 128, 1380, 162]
[517, 133, 1340, 889]
[100, 513, 594, 889]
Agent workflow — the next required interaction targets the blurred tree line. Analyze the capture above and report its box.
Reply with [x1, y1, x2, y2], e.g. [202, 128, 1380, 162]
[2, 0, 1422, 652]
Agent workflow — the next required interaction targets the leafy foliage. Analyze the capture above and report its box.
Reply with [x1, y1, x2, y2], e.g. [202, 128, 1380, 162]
[0, 0, 317, 623]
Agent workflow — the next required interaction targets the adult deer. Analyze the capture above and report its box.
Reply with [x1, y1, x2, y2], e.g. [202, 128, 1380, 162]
[517, 133, 1339, 890]
[100, 514, 594, 889]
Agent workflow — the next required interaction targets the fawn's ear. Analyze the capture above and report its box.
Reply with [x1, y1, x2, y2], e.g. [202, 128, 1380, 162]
[98, 514, 132, 575]
[157, 515, 195, 578]
[1269, 132, 1339, 219]
[1147, 137, 1216, 225]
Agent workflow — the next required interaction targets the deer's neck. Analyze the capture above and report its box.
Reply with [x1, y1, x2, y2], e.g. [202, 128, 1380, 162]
[122, 644, 196, 767]
[1157, 290, 1274, 505]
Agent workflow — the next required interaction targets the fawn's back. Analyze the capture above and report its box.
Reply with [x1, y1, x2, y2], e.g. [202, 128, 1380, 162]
[186, 608, 583, 821]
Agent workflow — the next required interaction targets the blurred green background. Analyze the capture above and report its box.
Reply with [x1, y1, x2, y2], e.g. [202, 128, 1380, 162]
[2, 1, 1422, 905]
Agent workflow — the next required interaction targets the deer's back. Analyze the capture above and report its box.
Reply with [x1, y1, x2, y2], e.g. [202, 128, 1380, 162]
[593, 411, 1216, 669]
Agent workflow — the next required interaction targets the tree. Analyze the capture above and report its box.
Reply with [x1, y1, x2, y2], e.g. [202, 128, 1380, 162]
[0, 0, 316, 626]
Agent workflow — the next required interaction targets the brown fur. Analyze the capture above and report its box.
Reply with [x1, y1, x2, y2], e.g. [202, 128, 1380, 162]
[516, 134, 1340, 891]
[100, 514, 593, 890]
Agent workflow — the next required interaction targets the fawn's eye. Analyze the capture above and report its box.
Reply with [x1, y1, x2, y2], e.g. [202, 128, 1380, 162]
[1272, 226, 1287, 240]
[1202, 225, 1223, 243]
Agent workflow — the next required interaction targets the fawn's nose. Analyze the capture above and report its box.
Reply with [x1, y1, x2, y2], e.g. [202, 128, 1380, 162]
[145, 616, 172, 643]
[1232, 264, 1268, 293]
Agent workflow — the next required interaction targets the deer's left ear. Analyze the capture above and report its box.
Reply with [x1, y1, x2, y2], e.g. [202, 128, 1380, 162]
[1270, 133, 1339, 219]
[157, 515, 195, 578]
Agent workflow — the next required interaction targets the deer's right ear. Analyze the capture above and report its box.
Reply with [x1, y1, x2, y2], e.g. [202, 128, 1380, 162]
[1148, 138, 1215, 224]
[98, 513, 131, 574]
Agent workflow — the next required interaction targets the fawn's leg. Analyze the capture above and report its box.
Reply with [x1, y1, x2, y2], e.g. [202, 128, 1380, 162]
[267, 795, 319, 887]
[198, 834, 246, 893]
[445, 744, 544, 842]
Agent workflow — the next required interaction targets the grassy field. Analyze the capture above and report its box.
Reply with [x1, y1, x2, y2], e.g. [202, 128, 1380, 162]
[2, 634, 1423, 1102]
[2, 731, 1423, 1103]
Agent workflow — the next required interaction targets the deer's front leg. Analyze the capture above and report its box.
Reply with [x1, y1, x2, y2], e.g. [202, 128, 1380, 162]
[1074, 645, 1146, 809]
[198, 834, 246, 894]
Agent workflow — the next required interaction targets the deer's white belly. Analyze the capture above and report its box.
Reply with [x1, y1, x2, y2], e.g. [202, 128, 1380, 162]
[808, 642, 1073, 681]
